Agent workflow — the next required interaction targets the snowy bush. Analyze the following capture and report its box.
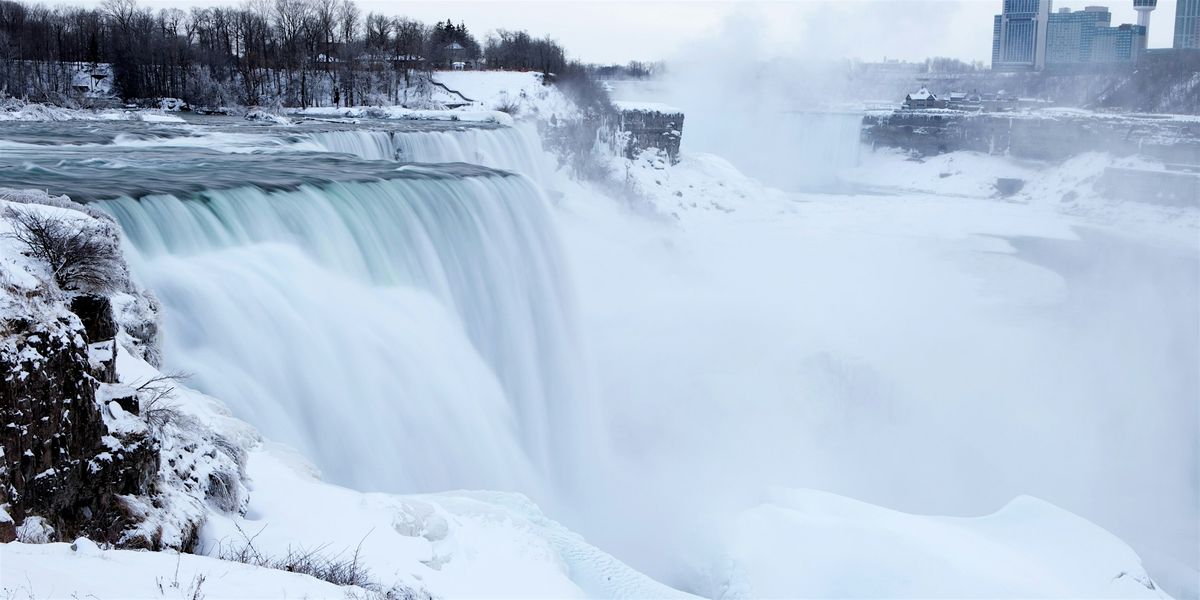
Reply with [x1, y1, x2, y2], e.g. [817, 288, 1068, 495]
[14, 516, 54, 543]
[3, 207, 125, 295]
[493, 95, 521, 117]
[217, 530, 430, 599]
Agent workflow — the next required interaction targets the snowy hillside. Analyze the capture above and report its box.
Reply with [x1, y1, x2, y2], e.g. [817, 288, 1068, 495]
[720, 490, 1167, 599]
[432, 71, 579, 121]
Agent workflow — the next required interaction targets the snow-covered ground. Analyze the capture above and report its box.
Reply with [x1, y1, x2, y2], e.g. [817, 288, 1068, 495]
[722, 490, 1167, 599]
[1, 541, 362, 600]
[842, 148, 1198, 245]
[432, 70, 579, 121]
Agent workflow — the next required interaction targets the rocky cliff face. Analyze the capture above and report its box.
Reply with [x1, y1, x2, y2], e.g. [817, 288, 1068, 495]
[0, 190, 244, 550]
[0, 296, 159, 545]
[617, 105, 684, 166]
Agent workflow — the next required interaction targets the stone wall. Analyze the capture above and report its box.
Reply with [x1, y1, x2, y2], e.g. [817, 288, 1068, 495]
[863, 110, 1200, 165]
[617, 105, 684, 165]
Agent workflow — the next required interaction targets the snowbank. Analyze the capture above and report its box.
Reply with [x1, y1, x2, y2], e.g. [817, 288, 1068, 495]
[200, 447, 692, 599]
[0, 99, 184, 123]
[0, 541, 363, 599]
[719, 489, 1169, 599]
[610, 148, 793, 221]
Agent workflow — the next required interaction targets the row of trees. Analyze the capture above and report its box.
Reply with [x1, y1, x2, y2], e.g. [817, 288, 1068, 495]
[0, 0, 578, 108]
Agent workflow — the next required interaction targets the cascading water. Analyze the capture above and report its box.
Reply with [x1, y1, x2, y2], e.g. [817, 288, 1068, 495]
[779, 111, 864, 187]
[307, 122, 552, 183]
[101, 172, 595, 499]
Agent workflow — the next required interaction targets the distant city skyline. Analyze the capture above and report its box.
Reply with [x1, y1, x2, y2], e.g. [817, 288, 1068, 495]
[68, 0, 1182, 64]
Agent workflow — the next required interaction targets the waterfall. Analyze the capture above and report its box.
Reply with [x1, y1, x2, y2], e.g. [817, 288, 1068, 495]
[101, 172, 593, 498]
[678, 109, 864, 191]
[306, 123, 551, 183]
[784, 111, 864, 186]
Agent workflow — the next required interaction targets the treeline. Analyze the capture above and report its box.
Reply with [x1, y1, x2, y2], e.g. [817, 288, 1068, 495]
[0, 0, 582, 108]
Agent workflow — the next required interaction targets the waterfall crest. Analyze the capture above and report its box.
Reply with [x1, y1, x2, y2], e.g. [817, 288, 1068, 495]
[307, 123, 551, 183]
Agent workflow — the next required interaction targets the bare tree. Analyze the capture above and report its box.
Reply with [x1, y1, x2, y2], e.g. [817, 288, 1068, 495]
[3, 207, 124, 294]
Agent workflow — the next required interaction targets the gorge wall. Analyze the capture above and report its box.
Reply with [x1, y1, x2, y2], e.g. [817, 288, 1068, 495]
[615, 103, 684, 165]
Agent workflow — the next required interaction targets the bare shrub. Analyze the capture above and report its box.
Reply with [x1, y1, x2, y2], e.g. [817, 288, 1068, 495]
[3, 207, 125, 295]
[493, 97, 520, 117]
[217, 526, 431, 599]
[135, 371, 191, 432]
[219, 525, 373, 588]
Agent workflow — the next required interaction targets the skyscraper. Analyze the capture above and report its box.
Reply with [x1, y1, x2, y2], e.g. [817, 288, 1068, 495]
[1093, 23, 1149, 61]
[1046, 6, 1113, 65]
[1177, 0, 1200, 48]
[992, 0, 1053, 70]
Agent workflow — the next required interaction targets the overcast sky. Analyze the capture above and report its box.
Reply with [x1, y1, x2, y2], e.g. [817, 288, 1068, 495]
[75, 0, 1181, 64]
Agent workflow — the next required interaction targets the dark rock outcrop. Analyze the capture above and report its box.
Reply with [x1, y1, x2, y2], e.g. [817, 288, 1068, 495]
[618, 106, 684, 165]
[0, 303, 159, 547]
[70, 294, 118, 343]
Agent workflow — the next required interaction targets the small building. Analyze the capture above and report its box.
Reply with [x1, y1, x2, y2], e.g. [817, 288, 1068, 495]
[451, 61, 466, 70]
[903, 87, 943, 109]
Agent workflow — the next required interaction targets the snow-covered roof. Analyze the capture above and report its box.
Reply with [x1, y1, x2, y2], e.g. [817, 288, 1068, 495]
[907, 87, 935, 101]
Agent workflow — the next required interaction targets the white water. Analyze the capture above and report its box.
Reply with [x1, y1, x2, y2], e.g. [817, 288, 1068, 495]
[307, 123, 552, 183]
[103, 173, 595, 498]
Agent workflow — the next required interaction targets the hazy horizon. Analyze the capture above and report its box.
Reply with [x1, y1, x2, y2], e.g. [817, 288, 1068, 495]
[63, 0, 1181, 65]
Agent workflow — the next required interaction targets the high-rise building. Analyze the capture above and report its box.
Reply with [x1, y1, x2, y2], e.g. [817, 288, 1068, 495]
[992, 15, 1003, 65]
[992, 0, 1053, 70]
[1046, 6, 1112, 65]
[1093, 23, 1148, 61]
[1177, 0, 1200, 48]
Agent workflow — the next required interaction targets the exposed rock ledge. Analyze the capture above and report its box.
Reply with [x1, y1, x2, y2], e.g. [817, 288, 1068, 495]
[0, 189, 245, 550]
